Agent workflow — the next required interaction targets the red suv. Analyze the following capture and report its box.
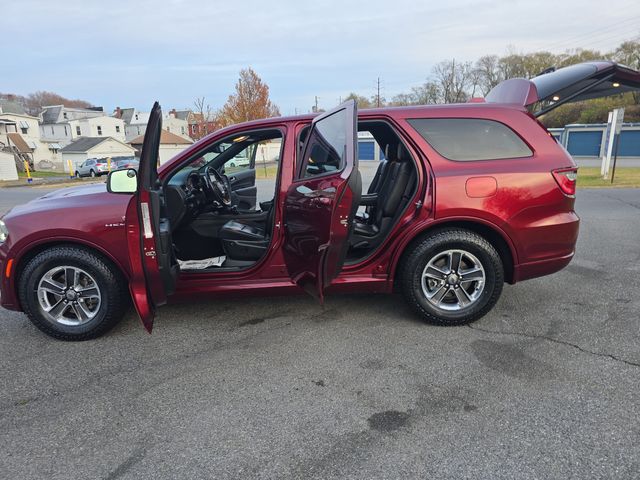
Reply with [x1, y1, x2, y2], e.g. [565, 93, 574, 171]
[2, 62, 638, 340]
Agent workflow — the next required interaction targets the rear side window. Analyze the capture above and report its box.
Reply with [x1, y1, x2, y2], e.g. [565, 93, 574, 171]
[408, 118, 533, 161]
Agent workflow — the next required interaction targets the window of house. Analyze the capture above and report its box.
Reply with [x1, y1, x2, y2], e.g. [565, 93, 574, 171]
[116, 125, 120, 133]
[76, 126, 81, 136]
[97, 126, 102, 136]
[21, 127, 28, 134]
[135, 114, 139, 120]
[167, 127, 171, 132]
[63, 112, 68, 119]
[181, 126, 185, 134]
[298, 109, 348, 178]
[407, 118, 533, 161]
[64, 126, 68, 136]
[51, 126, 54, 135]
[191, 125, 196, 134]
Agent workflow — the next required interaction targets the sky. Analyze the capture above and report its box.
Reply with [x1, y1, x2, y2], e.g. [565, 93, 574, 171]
[4, 0, 640, 115]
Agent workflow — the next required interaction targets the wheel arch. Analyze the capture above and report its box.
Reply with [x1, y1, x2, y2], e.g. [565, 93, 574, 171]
[13, 239, 130, 308]
[392, 218, 517, 286]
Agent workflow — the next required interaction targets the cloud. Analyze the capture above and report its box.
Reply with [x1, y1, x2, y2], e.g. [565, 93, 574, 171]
[4, 0, 639, 112]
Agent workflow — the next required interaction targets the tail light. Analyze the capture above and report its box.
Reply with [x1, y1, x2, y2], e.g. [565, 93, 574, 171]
[552, 168, 578, 196]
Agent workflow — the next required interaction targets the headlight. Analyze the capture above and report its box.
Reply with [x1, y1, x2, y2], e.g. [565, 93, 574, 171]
[0, 220, 8, 243]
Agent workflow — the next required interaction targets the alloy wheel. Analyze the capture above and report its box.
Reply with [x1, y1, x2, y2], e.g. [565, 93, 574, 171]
[37, 266, 102, 326]
[420, 249, 485, 311]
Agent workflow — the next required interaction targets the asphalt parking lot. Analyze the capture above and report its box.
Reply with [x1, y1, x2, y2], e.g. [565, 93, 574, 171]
[1, 186, 639, 479]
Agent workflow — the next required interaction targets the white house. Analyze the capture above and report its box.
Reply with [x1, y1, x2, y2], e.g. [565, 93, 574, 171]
[0, 112, 63, 170]
[60, 137, 136, 173]
[40, 105, 126, 147]
[129, 130, 193, 165]
[115, 107, 190, 142]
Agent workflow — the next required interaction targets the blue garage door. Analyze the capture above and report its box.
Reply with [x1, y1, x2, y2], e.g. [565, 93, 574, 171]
[566, 131, 603, 157]
[618, 130, 640, 157]
[358, 140, 375, 160]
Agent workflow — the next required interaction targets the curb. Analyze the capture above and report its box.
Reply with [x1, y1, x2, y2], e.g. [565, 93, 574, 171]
[0, 179, 105, 188]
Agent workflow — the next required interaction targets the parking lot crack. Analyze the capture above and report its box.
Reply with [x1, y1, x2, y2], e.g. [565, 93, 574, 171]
[468, 324, 640, 368]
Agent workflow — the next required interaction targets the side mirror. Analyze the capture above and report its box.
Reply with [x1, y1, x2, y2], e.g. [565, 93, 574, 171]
[107, 168, 138, 194]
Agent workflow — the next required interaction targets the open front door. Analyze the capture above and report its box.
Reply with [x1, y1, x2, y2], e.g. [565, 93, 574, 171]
[485, 61, 640, 116]
[283, 100, 360, 301]
[124, 102, 178, 332]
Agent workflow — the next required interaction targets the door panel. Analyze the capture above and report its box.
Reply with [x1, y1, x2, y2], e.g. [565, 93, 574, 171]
[228, 168, 257, 210]
[282, 100, 360, 301]
[126, 102, 178, 333]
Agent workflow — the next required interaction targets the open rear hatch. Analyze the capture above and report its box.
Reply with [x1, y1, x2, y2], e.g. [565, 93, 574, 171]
[485, 61, 640, 116]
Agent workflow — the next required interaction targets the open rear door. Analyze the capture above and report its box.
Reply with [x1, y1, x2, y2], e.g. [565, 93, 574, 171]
[125, 102, 178, 332]
[283, 100, 360, 301]
[485, 61, 640, 116]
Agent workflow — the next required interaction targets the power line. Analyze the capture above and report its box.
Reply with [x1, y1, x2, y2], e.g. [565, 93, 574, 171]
[535, 16, 640, 52]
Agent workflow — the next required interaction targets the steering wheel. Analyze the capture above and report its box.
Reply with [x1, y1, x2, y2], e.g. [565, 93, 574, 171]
[203, 166, 232, 206]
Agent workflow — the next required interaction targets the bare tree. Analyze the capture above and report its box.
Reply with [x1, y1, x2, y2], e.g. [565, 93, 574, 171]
[474, 55, 503, 96]
[193, 96, 212, 140]
[390, 82, 440, 106]
[432, 59, 475, 103]
[344, 92, 373, 108]
[25, 91, 93, 116]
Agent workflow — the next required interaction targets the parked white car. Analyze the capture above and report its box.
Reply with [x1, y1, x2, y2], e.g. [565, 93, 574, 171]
[74, 158, 109, 178]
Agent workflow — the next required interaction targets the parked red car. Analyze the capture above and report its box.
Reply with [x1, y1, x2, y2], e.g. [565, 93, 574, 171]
[2, 61, 639, 340]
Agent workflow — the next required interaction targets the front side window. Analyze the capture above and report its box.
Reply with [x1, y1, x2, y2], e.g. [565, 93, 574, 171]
[299, 109, 347, 178]
[408, 118, 533, 161]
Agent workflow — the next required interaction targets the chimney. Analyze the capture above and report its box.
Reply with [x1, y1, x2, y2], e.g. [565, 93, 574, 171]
[114, 106, 122, 118]
[169, 108, 177, 118]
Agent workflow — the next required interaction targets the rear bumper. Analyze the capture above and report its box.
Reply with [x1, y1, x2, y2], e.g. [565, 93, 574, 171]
[510, 209, 579, 282]
[512, 250, 575, 282]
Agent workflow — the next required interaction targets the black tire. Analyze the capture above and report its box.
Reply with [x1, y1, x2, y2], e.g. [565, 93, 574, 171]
[75, 171, 80, 178]
[18, 246, 129, 341]
[399, 228, 504, 326]
[90, 169, 96, 177]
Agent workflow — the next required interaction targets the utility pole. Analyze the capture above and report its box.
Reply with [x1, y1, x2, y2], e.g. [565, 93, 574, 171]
[376, 77, 381, 107]
[314, 96, 319, 113]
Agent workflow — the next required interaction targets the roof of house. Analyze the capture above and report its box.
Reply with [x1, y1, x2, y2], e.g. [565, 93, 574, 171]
[60, 136, 134, 153]
[40, 105, 63, 124]
[41, 105, 105, 124]
[173, 110, 192, 121]
[118, 108, 135, 124]
[129, 129, 194, 146]
[0, 99, 26, 115]
[6, 133, 32, 153]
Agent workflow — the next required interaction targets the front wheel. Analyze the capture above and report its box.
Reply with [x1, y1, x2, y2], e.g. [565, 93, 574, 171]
[399, 229, 504, 326]
[18, 246, 129, 340]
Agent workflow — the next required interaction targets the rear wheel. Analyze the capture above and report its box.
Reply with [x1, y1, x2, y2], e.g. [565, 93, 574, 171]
[399, 229, 503, 326]
[18, 246, 129, 340]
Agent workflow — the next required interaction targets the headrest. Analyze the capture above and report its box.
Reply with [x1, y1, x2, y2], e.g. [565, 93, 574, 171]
[396, 143, 407, 161]
[384, 144, 397, 162]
